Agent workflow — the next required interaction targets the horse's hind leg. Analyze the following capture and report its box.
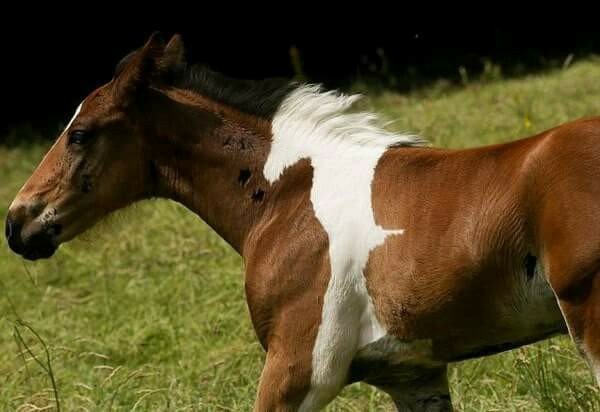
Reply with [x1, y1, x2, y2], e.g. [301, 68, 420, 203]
[535, 126, 600, 385]
[539, 197, 600, 384]
[537, 207, 600, 381]
[550, 267, 600, 384]
[378, 366, 453, 412]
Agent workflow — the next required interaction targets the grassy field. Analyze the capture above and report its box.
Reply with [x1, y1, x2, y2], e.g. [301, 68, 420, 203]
[2, 59, 600, 411]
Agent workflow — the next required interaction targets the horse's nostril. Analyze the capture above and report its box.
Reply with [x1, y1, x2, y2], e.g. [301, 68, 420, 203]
[5, 217, 19, 241]
[5, 217, 13, 239]
[5, 216, 25, 254]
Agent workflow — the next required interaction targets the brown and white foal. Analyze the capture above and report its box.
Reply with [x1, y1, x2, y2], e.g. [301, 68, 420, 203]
[6, 34, 600, 411]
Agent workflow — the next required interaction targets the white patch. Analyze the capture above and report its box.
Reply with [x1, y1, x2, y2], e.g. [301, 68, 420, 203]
[264, 85, 422, 410]
[64, 102, 83, 133]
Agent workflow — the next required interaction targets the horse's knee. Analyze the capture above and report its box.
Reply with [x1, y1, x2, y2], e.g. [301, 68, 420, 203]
[255, 349, 348, 412]
[254, 351, 313, 411]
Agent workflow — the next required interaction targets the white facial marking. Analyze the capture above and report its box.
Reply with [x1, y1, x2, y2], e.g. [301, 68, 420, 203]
[9, 101, 84, 212]
[264, 85, 421, 410]
[64, 102, 83, 133]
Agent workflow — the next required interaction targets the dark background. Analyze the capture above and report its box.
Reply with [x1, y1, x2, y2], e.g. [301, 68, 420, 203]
[2, 11, 600, 136]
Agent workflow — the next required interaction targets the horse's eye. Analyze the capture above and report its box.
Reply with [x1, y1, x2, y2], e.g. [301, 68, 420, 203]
[69, 130, 91, 145]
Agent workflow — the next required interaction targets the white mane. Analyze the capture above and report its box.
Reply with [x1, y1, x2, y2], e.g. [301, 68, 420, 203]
[276, 84, 424, 148]
[263, 85, 424, 182]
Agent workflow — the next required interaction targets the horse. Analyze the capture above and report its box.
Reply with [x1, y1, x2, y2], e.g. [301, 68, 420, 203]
[5, 33, 600, 411]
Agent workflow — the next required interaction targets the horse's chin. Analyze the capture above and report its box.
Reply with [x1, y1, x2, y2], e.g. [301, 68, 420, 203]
[21, 243, 58, 261]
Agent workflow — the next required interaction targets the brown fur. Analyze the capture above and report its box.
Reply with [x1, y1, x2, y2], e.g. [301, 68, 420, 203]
[6, 34, 600, 410]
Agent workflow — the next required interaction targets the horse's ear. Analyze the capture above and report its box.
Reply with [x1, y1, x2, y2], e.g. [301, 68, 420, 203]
[112, 32, 166, 103]
[160, 34, 186, 77]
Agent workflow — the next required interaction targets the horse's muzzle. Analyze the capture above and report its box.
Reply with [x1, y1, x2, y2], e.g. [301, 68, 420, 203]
[5, 215, 58, 260]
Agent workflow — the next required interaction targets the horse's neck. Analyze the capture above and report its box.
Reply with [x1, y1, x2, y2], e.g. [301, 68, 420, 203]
[149, 91, 274, 253]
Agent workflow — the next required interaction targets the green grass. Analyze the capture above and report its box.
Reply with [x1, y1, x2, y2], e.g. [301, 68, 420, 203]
[3, 59, 600, 411]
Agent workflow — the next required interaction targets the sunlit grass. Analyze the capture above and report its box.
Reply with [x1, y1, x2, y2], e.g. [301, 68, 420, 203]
[2, 58, 600, 410]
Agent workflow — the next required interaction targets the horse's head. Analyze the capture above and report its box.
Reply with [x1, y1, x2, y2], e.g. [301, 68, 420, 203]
[5, 33, 187, 260]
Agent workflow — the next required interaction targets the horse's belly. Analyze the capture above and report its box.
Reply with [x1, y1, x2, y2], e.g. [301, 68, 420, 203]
[449, 264, 567, 361]
[349, 336, 442, 384]
[355, 263, 567, 380]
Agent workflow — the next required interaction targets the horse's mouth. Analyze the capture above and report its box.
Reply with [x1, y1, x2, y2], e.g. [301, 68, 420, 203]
[21, 242, 58, 260]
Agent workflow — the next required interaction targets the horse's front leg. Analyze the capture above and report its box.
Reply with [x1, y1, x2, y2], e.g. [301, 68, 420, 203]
[245, 226, 354, 410]
[254, 346, 345, 412]
[254, 346, 313, 411]
[251, 299, 347, 412]
[246, 262, 347, 410]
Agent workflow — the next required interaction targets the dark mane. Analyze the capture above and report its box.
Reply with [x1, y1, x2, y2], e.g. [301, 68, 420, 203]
[114, 52, 297, 119]
[114, 51, 136, 78]
[176, 65, 296, 119]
